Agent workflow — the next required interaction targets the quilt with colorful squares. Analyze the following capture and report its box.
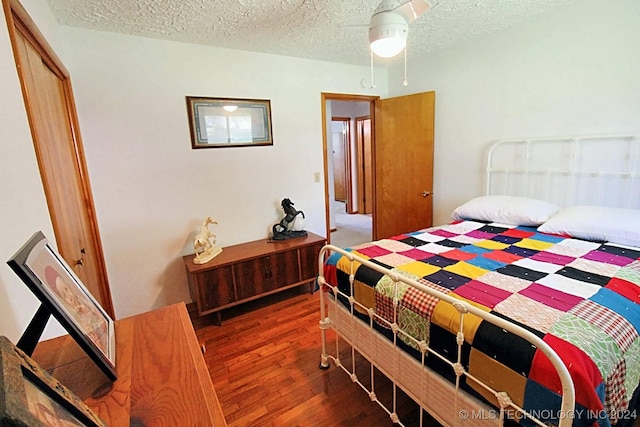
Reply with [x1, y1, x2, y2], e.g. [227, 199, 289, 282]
[323, 220, 640, 427]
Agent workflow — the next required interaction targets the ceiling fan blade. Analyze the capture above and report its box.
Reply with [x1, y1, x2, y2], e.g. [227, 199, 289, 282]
[395, 0, 432, 23]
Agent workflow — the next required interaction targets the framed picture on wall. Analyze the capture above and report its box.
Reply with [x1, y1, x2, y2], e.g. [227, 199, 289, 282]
[7, 231, 116, 381]
[186, 96, 273, 148]
[0, 336, 106, 426]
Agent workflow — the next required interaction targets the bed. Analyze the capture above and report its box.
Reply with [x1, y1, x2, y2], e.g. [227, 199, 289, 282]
[317, 134, 640, 427]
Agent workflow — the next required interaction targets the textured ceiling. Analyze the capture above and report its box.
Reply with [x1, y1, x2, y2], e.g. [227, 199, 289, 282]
[45, 0, 578, 66]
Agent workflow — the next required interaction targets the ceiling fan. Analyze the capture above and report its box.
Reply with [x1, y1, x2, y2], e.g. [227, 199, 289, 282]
[357, 0, 434, 88]
[368, 0, 433, 58]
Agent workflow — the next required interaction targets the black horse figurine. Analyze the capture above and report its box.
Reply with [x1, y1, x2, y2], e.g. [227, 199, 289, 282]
[271, 198, 307, 241]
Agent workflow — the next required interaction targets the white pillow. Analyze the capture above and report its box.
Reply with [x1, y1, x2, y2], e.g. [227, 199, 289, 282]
[538, 205, 640, 247]
[451, 195, 561, 226]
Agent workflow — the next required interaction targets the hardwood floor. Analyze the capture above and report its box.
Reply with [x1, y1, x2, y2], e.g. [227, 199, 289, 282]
[192, 287, 443, 427]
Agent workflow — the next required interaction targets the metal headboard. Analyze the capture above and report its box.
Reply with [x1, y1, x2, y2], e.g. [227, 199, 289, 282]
[486, 133, 640, 209]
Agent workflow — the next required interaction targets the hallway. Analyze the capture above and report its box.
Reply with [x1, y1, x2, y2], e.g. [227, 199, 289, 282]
[330, 201, 371, 249]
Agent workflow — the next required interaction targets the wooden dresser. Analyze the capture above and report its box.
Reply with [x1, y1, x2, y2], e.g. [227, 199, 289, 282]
[32, 303, 226, 426]
[183, 232, 326, 323]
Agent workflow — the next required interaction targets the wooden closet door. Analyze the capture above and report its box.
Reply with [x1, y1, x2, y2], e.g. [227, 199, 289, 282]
[7, 1, 114, 316]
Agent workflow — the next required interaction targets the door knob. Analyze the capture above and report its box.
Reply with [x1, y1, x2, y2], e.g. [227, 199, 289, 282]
[421, 191, 432, 197]
[76, 248, 86, 265]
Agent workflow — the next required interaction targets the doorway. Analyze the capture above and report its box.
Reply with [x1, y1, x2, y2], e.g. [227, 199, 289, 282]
[322, 95, 376, 248]
[322, 91, 436, 246]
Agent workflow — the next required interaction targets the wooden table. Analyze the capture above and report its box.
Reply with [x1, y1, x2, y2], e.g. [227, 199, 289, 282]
[32, 303, 226, 426]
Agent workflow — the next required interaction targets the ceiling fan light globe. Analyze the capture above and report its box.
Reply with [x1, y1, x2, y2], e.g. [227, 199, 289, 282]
[370, 37, 406, 58]
[369, 12, 408, 58]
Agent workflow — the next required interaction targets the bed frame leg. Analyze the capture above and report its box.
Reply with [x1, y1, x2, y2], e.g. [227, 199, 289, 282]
[319, 316, 331, 370]
[318, 262, 332, 370]
[319, 355, 330, 370]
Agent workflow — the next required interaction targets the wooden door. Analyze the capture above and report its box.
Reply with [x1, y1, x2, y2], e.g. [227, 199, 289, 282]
[373, 92, 435, 239]
[269, 250, 300, 291]
[234, 250, 299, 299]
[298, 243, 324, 281]
[195, 267, 235, 314]
[6, 1, 114, 317]
[356, 117, 373, 215]
[332, 119, 348, 203]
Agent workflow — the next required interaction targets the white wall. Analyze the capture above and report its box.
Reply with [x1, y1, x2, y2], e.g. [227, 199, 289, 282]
[60, 28, 388, 319]
[388, 0, 640, 226]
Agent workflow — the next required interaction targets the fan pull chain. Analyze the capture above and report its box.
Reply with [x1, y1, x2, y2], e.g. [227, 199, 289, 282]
[361, 51, 377, 89]
[371, 51, 377, 88]
[403, 46, 408, 86]
[362, 47, 409, 88]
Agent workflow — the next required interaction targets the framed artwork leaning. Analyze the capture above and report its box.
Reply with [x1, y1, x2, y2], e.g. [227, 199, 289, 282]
[7, 231, 116, 381]
[0, 336, 106, 427]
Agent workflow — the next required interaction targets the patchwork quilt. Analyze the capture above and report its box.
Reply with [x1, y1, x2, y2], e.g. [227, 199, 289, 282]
[323, 220, 640, 427]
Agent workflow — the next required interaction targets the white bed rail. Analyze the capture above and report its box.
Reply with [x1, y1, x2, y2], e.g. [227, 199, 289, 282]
[486, 134, 640, 208]
[318, 244, 576, 427]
